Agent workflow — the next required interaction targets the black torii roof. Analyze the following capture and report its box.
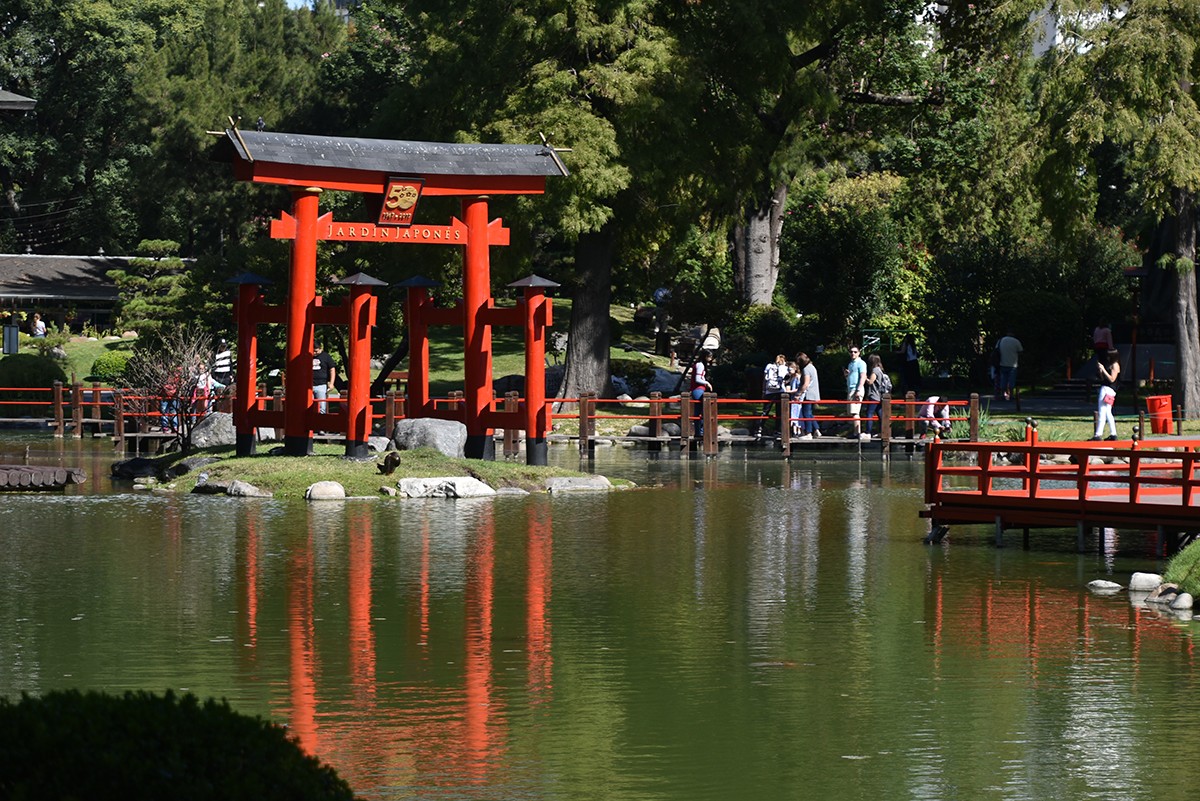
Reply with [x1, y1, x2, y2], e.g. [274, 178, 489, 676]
[216, 129, 569, 178]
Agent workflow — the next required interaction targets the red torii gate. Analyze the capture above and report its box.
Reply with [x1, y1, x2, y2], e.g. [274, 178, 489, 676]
[216, 129, 567, 463]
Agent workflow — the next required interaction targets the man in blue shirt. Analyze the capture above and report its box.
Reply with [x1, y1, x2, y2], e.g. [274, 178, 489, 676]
[844, 346, 867, 438]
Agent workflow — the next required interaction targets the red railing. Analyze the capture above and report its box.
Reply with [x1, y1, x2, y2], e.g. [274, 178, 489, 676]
[0, 383, 982, 458]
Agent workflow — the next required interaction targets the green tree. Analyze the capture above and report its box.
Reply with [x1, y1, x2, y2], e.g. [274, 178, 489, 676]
[108, 239, 189, 334]
[1036, 0, 1200, 414]
[370, 0, 691, 398]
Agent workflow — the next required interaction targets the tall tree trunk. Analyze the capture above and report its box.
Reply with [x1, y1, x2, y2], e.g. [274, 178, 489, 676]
[732, 182, 787, 305]
[1171, 188, 1200, 418]
[560, 224, 615, 400]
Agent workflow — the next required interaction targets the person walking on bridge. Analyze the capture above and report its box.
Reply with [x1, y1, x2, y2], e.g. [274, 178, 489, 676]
[1091, 349, 1121, 441]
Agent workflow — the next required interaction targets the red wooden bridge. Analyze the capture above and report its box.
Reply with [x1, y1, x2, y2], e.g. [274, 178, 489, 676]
[923, 425, 1200, 552]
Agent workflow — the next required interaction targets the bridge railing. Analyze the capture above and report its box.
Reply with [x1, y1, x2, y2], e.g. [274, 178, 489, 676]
[925, 425, 1200, 530]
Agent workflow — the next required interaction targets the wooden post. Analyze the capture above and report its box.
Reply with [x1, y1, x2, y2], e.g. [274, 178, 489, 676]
[273, 389, 284, 440]
[579, 391, 595, 458]
[91, 381, 102, 433]
[702, 392, 718, 456]
[113, 389, 125, 450]
[648, 391, 663, 453]
[1138, 410, 1145, 440]
[503, 391, 519, 457]
[137, 391, 149, 434]
[52, 381, 64, 438]
[881, 394, 892, 457]
[778, 394, 790, 457]
[71, 381, 83, 437]
[679, 393, 692, 453]
[905, 391, 916, 440]
[384, 390, 397, 440]
[969, 393, 980, 441]
[1176, 405, 1183, 436]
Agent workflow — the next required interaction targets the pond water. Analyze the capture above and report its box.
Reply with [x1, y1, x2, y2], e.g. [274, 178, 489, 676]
[1, 437, 1198, 800]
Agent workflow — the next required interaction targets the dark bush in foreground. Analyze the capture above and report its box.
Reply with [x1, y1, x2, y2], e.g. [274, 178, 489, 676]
[0, 689, 358, 801]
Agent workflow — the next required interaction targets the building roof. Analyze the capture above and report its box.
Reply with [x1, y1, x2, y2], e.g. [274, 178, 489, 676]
[0, 90, 36, 112]
[0, 253, 124, 303]
[216, 129, 569, 178]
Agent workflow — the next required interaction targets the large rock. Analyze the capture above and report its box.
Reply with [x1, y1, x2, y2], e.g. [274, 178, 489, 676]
[544, 476, 613, 493]
[164, 456, 222, 479]
[111, 457, 159, 479]
[305, 481, 346, 500]
[392, 418, 467, 458]
[647, 368, 686, 395]
[1171, 592, 1194, 611]
[226, 479, 272, 498]
[1129, 572, 1164, 591]
[191, 412, 236, 449]
[397, 477, 496, 498]
[1087, 579, 1123, 594]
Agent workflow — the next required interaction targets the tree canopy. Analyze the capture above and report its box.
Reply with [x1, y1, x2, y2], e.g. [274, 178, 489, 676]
[0, 0, 1192, 407]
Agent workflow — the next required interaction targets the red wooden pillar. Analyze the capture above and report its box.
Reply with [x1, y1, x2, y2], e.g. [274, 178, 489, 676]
[336, 273, 385, 457]
[462, 197, 495, 460]
[229, 272, 273, 457]
[284, 187, 321, 456]
[398, 276, 439, 418]
[509, 275, 558, 465]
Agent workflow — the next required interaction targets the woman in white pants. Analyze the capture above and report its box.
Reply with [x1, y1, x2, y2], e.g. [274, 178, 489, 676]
[1092, 349, 1121, 441]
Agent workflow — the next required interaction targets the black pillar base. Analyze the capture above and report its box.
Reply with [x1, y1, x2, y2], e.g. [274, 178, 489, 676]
[344, 440, 369, 458]
[284, 435, 313, 456]
[465, 433, 495, 461]
[236, 432, 257, 458]
[526, 437, 547, 466]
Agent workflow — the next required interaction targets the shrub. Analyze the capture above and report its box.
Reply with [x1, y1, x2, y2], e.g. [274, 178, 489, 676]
[90, 349, 133, 381]
[1165, 539, 1200, 597]
[610, 357, 658, 396]
[0, 689, 357, 801]
[0, 354, 69, 417]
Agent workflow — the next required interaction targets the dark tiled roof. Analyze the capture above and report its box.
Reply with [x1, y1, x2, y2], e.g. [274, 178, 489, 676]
[0, 254, 124, 302]
[217, 130, 569, 177]
[0, 89, 36, 111]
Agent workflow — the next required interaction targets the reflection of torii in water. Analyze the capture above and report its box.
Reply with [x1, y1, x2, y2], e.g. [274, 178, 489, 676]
[215, 127, 568, 463]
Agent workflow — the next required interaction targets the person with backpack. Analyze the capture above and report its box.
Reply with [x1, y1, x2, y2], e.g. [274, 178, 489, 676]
[863, 353, 891, 438]
[756, 354, 787, 438]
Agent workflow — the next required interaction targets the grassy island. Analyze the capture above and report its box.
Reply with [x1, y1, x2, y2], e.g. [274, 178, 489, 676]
[148, 445, 610, 499]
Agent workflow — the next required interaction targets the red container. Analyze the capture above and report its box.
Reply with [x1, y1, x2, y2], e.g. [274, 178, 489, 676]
[1146, 394, 1173, 435]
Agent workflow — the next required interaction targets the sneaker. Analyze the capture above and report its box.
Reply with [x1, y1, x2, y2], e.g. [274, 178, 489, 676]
[1105, 434, 1117, 441]
[1089, 436, 1101, 441]
[859, 433, 871, 441]
[798, 434, 813, 440]
[813, 429, 822, 438]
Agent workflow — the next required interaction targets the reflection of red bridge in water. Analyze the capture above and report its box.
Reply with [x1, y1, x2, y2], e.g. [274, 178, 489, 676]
[232, 501, 554, 791]
[923, 428, 1200, 552]
[928, 573, 1196, 671]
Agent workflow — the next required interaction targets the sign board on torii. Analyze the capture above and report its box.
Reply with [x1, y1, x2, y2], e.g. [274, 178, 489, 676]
[216, 129, 567, 462]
